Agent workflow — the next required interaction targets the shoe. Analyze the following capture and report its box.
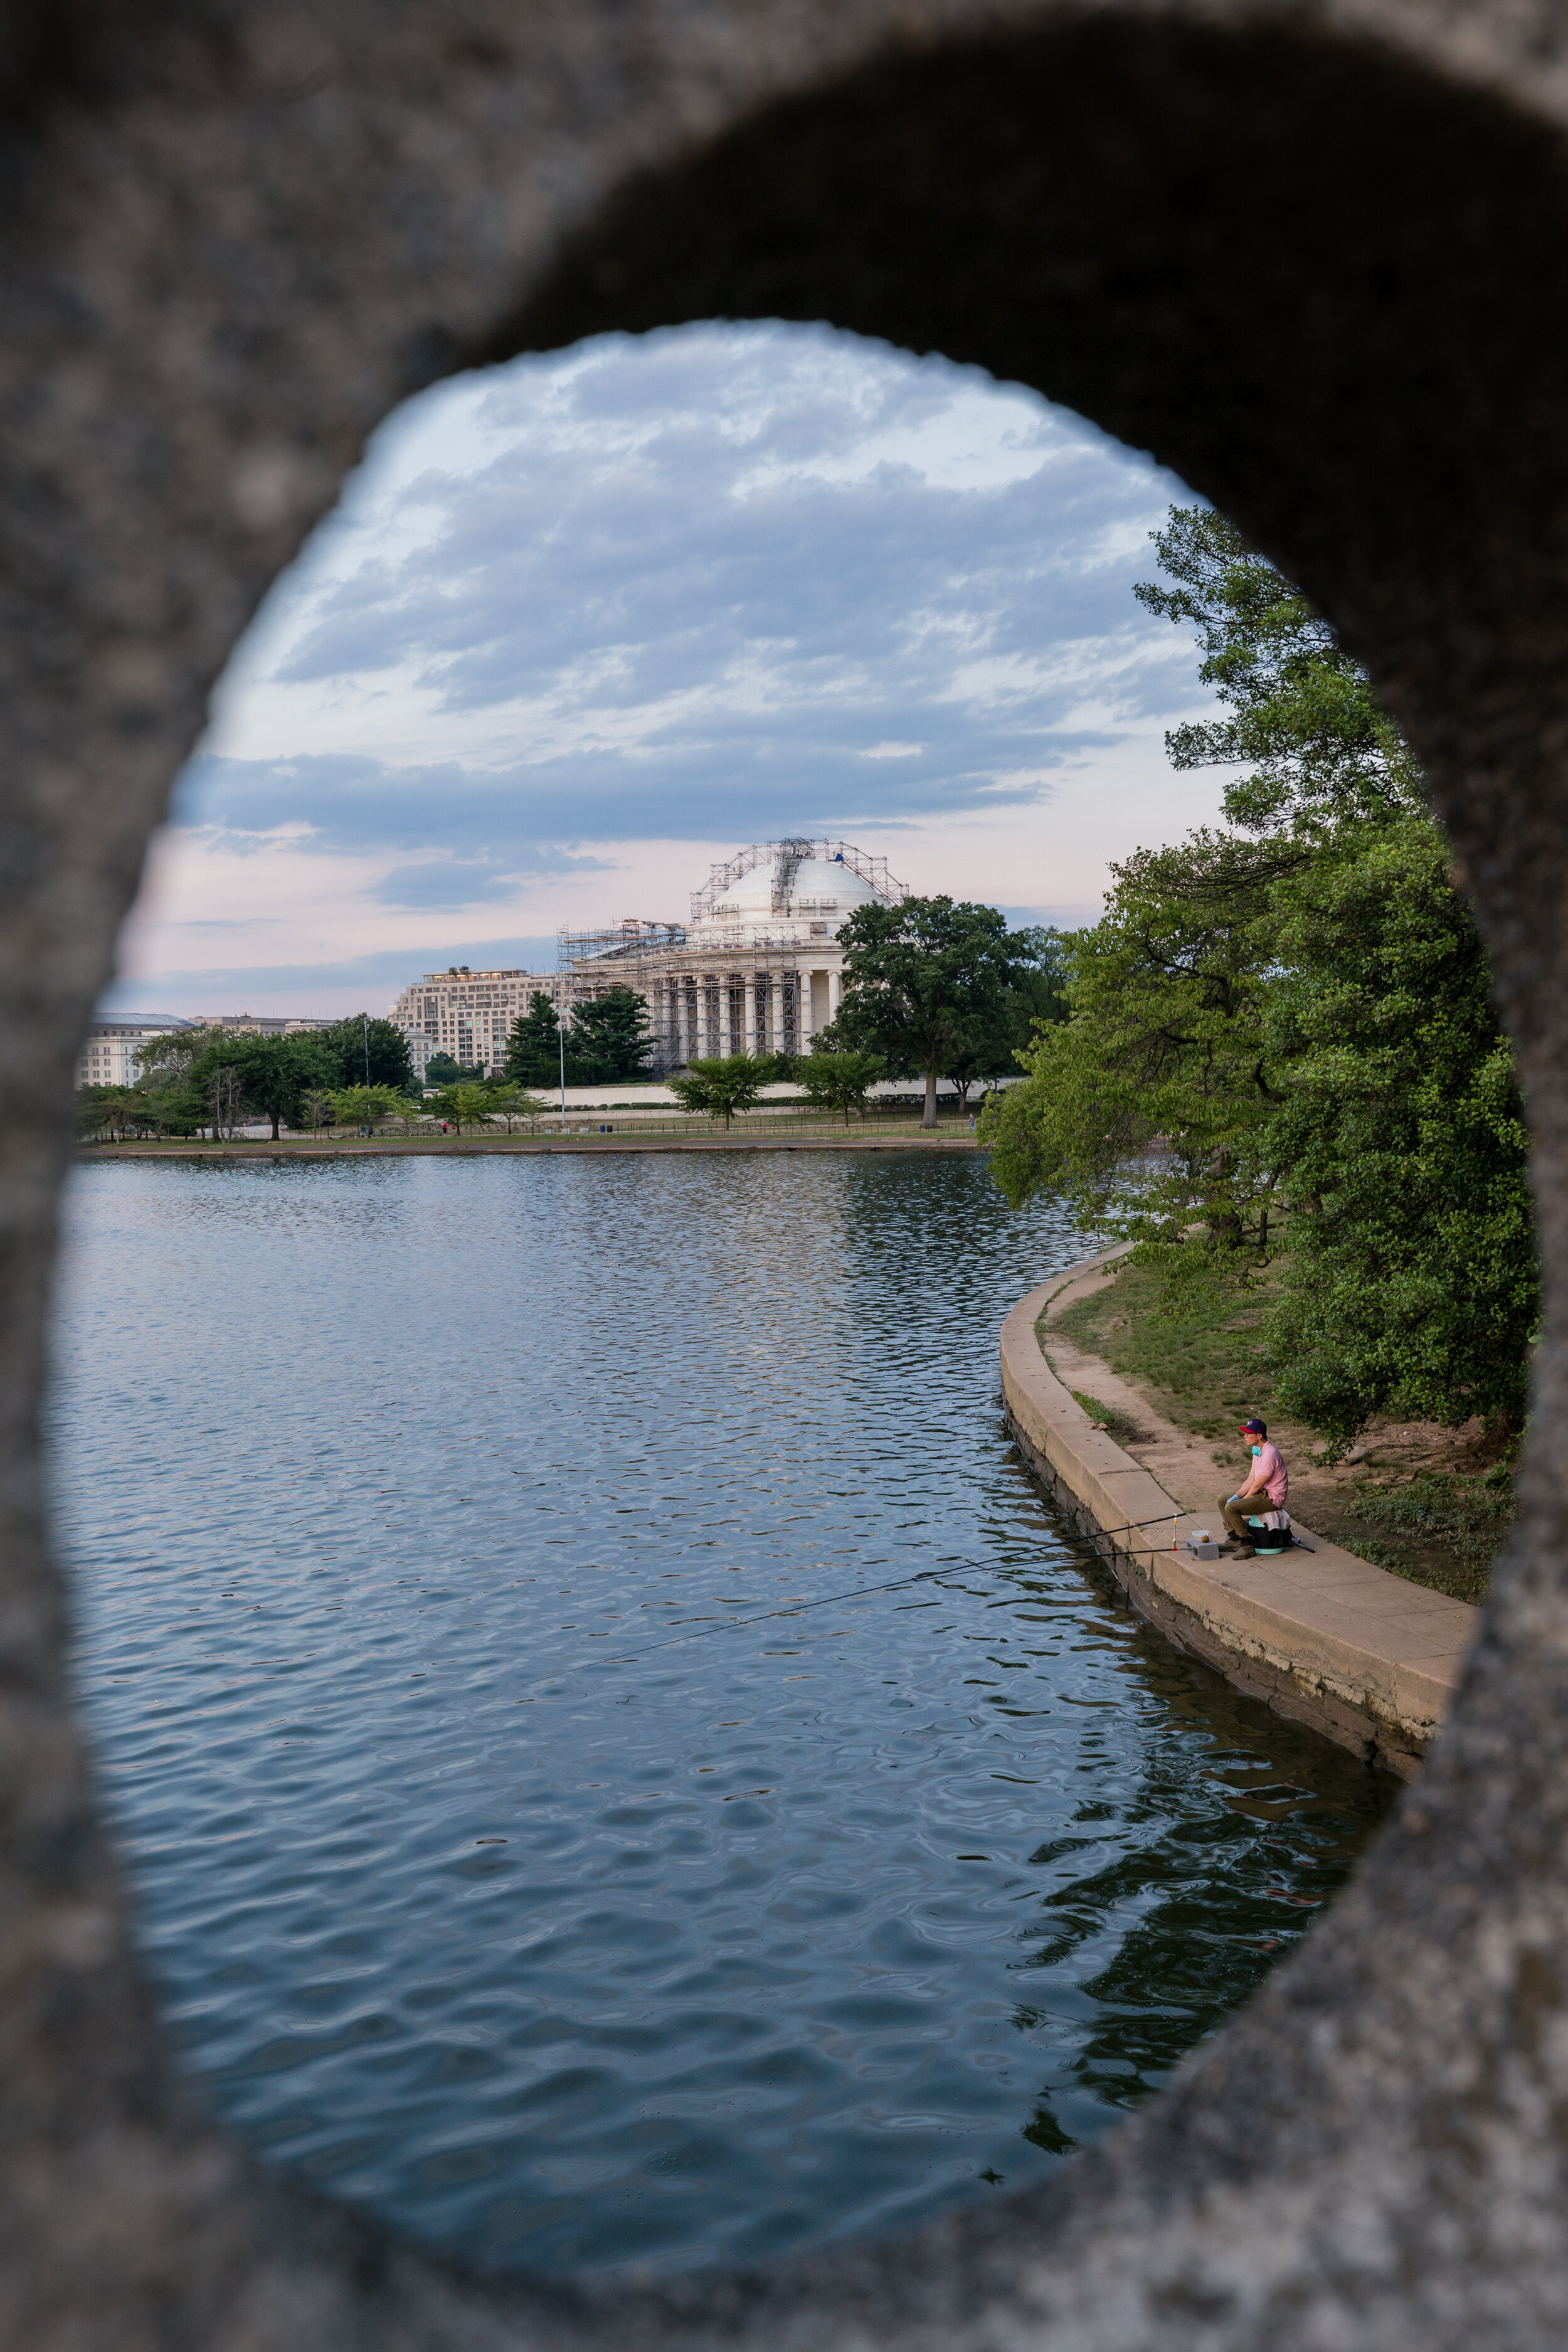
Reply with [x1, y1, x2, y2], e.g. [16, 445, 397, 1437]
[1232, 1544, 1256, 1560]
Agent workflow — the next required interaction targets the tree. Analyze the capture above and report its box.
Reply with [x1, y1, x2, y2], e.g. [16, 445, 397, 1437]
[504, 992, 565, 1089]
[485, 1084, 548, 1133]
[1261, 819, 1535, 1441]
[985, 830, 1285, 1257]
[329, 1084, 404, 1132]
[226, 1033, 331, 1141]
[319, 1014, 414, 1093]
[986, 501, 1537, 1445]
[568, 988, 652, 1082]
[1133, 504, 1422, 838]
[433, 1084, 495, 1133]
[830, 896, 1025, 1127]
[504, 987, 652, 1086]
[206, 1064, 246, 1142]
[76, 1085, 152, 1142]
[1009, 926, 1072, 1036]
[425, 1052, 485, 1085]
[668, 1054, 768, 1128]
[798, 1046, 883, 1126]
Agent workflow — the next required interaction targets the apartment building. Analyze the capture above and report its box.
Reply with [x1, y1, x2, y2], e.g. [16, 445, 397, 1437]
[388, 968, 551, 1081]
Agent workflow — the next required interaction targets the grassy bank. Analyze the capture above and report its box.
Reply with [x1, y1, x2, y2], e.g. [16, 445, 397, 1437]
[1052, 1258, 1513, 1606]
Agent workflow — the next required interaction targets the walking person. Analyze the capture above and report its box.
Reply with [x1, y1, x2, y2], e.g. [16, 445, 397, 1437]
[1221, 1417, 1288, 1557]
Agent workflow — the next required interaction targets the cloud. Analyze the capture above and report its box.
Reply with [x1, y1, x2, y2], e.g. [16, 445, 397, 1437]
[114, 322, 1228, 1014]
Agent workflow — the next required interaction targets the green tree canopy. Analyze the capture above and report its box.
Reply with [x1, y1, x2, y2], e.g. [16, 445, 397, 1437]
[425, 1052, 486, 1086]
[1134, 504, 1422, 839]
[668, 1054, 768, 1128]
[329, 1084, 405, 1131]
[830, 896, 1025, 1127]
[987, 502, 1537, 1446]
[797, 1046, 882, 1126]
[504, 987, 652, 1087]
[569, 988, 653, 1083]
[432, 1084, 495, 1133]
[504, 992, 565, 1089]
[319, 1015, 415, 1093]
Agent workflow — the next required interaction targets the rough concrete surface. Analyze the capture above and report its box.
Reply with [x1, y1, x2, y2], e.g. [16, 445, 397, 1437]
[9, 0, 1568, 2342]
[1001, 1257, 1479, 1770]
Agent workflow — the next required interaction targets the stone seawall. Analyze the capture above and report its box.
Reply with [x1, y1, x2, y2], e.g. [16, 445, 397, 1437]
[1000, 1259, 1480, 1778]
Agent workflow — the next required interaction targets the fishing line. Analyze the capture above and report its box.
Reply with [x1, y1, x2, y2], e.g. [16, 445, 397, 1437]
[604, 1568, 956, 1664]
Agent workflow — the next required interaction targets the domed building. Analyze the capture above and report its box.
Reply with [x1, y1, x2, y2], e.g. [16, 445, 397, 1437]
[559, 837, 907, 1071]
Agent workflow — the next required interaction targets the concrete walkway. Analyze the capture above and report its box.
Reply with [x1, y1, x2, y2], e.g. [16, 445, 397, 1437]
[1002, 1249, 1480, 1776]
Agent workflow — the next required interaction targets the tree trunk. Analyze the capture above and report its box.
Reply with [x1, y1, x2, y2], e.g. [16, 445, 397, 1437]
[922, 1070, 938, 1128]
[271, 1108, 280, 1140]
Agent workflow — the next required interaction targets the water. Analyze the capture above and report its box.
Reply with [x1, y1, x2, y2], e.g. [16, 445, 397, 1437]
[48, 1152, 1391, 2275]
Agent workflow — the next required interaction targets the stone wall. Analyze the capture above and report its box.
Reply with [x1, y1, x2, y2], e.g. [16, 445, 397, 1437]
[8, 2, 1568, 2342]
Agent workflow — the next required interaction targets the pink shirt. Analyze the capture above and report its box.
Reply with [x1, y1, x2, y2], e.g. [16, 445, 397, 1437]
[1248, 1441, 1288, 1507]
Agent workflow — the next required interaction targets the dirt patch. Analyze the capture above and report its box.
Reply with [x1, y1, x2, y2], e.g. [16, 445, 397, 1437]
[1050, 1258, 1514, 1604]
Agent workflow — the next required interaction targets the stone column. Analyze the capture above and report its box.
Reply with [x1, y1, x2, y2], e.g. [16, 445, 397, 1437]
[797, 970, 815, 1050]
[770, 970, 785, 1057]
[718, 974, 732, 1057]
[827, 968, 842, 1023]
[743, 972, 758, 1055]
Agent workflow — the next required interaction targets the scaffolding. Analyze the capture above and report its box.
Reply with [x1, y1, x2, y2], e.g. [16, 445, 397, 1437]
[688, 837, 907, 924]
[558, 840, 905, 1073]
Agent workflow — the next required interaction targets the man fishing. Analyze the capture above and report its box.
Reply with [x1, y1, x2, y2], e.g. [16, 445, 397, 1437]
[1221, 1417, 1288, 1558]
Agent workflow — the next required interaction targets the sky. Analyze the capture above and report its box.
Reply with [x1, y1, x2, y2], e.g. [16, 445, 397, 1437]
[107, 320, 1235, 1019]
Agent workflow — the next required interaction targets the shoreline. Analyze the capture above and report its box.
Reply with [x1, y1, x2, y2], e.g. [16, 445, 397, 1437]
[1000, 1248, 1480, 1777]
[78, 1132, 985, 1162]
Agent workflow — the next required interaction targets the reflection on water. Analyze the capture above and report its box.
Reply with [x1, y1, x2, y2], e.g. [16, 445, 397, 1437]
[48, 1153, 1392, 2274]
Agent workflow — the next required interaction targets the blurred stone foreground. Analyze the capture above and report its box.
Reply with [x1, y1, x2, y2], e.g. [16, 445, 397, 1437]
[7, 1, 1568, 2343]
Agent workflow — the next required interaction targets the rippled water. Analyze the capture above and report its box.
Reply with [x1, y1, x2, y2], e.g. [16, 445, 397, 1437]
[48, 1152, 1391, 2275]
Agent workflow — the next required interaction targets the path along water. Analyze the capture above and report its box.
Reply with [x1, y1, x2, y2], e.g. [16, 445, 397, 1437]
[48, 1153, 1392, 2277]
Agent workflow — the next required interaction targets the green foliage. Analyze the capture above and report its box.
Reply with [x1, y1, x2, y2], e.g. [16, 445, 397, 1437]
[76, 1085, 162, 1141]
[797, 1046, 883, 1126]
[329, 1084, 405, 1130]
[504, 992, 563, 1088]
[133, 1025, 340, 1138]
[990, 501, 1538, 1446]
[1261, 819, 1535, 1440]
[319, 1015, 415, 1092]
[984, 830, 1288, 1257]
[568, 987, 654, 1082]
[1052, 1258, 1276, 1441]
[668, 1054, 768, 1127]
[504, 987, 652, 1087]
[1010, 926, 1073, 1033]
[432, 1084, 494, 1132]
[830, 896, 1026, 1124]
[426, 1052, 485, 1085]
[484, 1084, 549, 1131]
[1135, 506, 1421, 838]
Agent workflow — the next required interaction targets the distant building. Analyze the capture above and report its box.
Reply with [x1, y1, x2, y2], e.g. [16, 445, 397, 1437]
[386, 968, 553, 1081]
[75, 1019, 189, 1089]
[559, 838, 904, 1072]
[185, 1013, 338, 1036]
[385, 839, 906, 1082]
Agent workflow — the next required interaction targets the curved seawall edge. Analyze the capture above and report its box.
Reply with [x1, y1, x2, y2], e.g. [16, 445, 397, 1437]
[999, 1255, 1480, 1779]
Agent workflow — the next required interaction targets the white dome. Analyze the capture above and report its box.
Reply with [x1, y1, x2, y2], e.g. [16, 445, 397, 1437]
[705, 852, 880, 926]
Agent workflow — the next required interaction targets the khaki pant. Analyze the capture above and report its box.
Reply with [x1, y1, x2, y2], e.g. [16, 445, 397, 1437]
[1222, 1493, 1279, 1544]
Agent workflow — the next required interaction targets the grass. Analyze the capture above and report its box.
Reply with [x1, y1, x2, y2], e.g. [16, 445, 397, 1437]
[1052, 1259, 1277, 1438]
[1068, 1389, 1143, 1446]
[1329, 1472, 1513, 1606]
[1051, 1254, 1513, 1605]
